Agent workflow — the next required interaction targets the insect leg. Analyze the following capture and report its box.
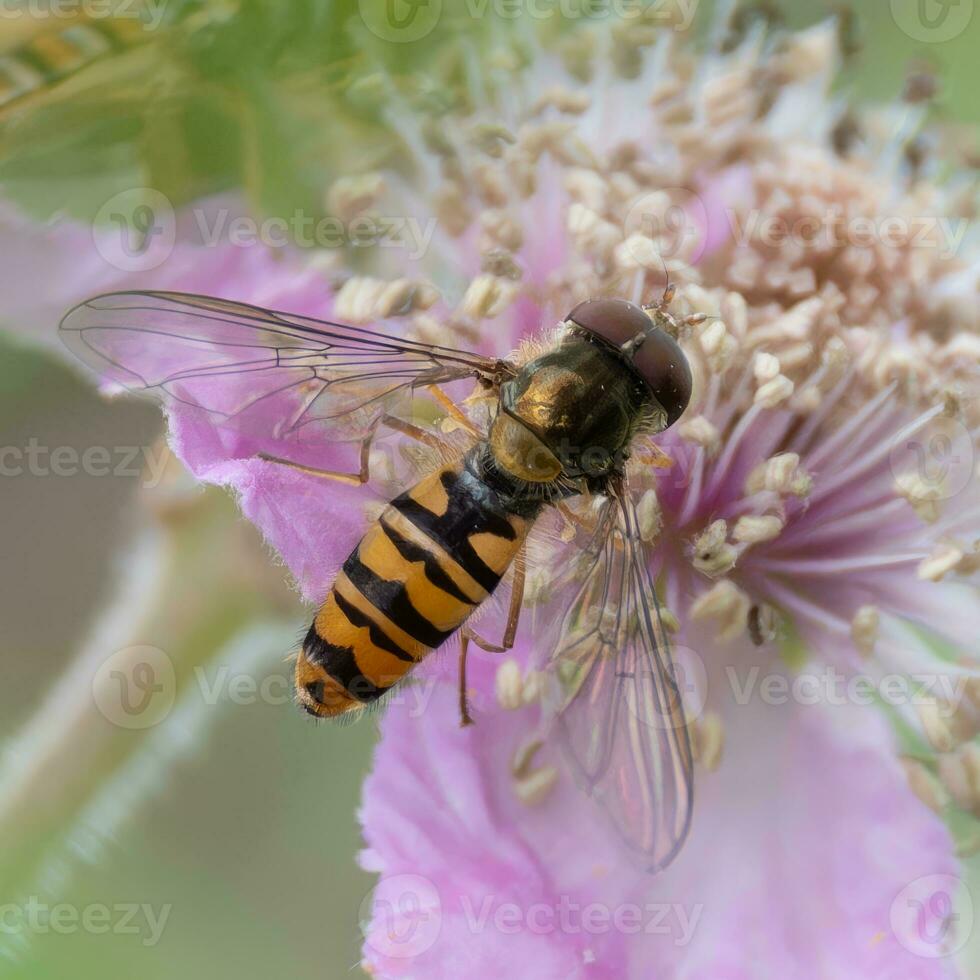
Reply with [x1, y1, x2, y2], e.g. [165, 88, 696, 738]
[426, 384, 484, 439]
[255, 427, 378, 486]
[379, 414, 452, 451]
[253, 415, 453, 485]
[632, 441, 675, 470]
[458, 632, 475, 728]
[461, 544, 527, 653]
[457, 545, 527, 727]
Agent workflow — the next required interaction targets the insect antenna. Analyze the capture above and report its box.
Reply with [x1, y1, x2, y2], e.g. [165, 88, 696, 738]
[641, 253, 675, 320]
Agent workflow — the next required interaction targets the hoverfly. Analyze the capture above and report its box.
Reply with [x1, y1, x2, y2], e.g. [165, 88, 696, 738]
[0, 11, 149, 118]
[61, 287, 701, 871]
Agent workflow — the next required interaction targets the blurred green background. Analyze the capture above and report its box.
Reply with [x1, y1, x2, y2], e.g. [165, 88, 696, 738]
[0, 1, 977, 977]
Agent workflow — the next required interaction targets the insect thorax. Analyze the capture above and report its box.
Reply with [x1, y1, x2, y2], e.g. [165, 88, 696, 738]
[490, 336, 652, 487]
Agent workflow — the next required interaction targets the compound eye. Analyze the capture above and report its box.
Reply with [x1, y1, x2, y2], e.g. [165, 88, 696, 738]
[632, 326, 692, 427]
[567, 298, 652, 348]
[567, 299, 692, 427]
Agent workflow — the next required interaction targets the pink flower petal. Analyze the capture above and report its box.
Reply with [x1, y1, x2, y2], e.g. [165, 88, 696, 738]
[361, 636, 960, 979]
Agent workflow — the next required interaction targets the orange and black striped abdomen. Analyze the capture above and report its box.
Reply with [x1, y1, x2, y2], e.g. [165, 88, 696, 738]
[297, 455, 534, 716]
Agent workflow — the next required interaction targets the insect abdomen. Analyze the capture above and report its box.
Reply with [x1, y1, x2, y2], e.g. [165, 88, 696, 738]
[1, 17, 145, 112]
[300, 457, 531, 716]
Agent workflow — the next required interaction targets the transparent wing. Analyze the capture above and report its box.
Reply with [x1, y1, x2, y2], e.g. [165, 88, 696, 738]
[541, 490, 694, 872]
[60, 291, 508, 444]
